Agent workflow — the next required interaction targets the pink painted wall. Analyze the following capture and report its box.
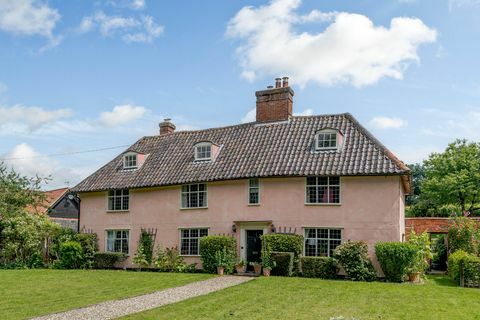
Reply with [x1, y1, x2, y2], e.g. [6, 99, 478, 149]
[79, 176, 405, 272]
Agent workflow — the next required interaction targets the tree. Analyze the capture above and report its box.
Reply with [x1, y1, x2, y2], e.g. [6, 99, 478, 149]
[0, 162, 46, 218]
[406, 163, 426, 206]
[421, 140, 480, 215]
[0, 162, 58, 267]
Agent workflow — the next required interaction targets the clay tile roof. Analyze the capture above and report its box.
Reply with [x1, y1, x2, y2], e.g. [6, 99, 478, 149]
[72, 113, 410, 193]
[27, 188, 69, 214]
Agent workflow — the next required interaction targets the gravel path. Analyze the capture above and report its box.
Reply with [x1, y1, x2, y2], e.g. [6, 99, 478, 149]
[32, 276, 253, 320]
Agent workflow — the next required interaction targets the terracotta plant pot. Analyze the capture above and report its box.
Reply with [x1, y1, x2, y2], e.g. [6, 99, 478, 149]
[217, 266, 225, 275]
[263, 267, 271, 277]
[408, 272, 421, 283]
[235, 265, 246, 274]
[253, 263, 262, 275]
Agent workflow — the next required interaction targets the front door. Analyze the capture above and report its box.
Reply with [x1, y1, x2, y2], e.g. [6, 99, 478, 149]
[246, 230, 263, 264]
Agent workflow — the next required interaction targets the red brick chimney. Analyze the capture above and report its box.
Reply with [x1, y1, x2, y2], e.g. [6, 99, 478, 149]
[256, 77, 294, 123]
[159, 118, 176, 135]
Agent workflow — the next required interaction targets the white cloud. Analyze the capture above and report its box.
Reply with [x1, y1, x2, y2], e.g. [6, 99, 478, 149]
[294, 108, 314, 116]
[0, 104, 72, 131]
[449, 0, 480, 10]
[226, 0, 436, 87]
[369, 116, 408, 129]
[241, 108, 256, 123]
[78, 11, 163, 43]
[1, 143, 83, 189]
[99, 104, 147, 127]
[0, 0, 60, 37]
[130, 0, 146, 10]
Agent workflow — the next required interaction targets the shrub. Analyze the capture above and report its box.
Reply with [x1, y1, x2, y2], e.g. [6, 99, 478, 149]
[93, 252, 127, 269]
[49, 230, 97, 269]
[0, 212, 59, 268]
[200, 236, 236, 274]
[448, 217, 480, 255]
[260, 240, 276, 270]
[56, 241, 84, 269]
[271, 252, 294, 276]
[301, 256, 338, 279]
[448, 250, 480, 285]
[75, 233, 98, 269]
[260, 234, 303, 272]
[133, 230, 154, 269]
[375, 242, 418, 282]
[154, 246, 195, 272]
[334, 240, 376, 282]
[407, 231, 433, 277]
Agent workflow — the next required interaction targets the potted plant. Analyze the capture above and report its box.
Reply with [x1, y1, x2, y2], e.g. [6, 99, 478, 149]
[215, 249, 228, 275]
[235, 259, 246, 274]
[261, 252, 276, 277]
[407, 231, 433, 283]
[249, 261, 262, 275]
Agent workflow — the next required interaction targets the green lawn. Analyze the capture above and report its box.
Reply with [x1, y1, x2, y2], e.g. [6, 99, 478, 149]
[123, 275, 480, 320]
[0, 269, 212, 320]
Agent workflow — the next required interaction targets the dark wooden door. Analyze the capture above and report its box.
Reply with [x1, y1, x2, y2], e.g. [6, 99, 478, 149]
[246, 230, 263, 263]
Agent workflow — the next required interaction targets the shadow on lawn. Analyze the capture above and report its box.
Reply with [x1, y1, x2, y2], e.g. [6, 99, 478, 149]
[429, 275, 457, 287]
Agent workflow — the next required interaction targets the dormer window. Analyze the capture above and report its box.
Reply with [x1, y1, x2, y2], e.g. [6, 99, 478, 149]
[194, 142, 212, 161]
[123, 153, 138, 169]
[315, 129, 343, 151]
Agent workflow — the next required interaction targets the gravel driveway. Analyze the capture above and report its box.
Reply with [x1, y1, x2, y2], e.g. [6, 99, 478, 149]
[31, 276, 253, 320]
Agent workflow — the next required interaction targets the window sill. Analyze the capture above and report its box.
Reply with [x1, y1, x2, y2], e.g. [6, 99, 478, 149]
[304, 203, 341, 206]
[180, 207, 208, 211]
[106, 210, 130, 213]
[247, 203, 260, 206]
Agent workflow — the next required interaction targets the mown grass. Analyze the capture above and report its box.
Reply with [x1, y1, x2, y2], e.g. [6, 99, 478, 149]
[0, 269, 212, 320]
[123, 275, 480, 320]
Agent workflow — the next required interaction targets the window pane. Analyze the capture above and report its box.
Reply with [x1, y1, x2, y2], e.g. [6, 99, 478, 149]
[318, 240, 328, 256]
[200, 229, 208, 237]
[306, 186, 317, 203]
[181, 239, 189, 255]
[318, 186, 328, 203]
[329, 176, 340, 185]
[319, 177, 328, 185]
[306, 177, 316, 186]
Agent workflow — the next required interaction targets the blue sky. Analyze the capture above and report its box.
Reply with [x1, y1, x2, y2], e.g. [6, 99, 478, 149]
[0, 0, 479, 189]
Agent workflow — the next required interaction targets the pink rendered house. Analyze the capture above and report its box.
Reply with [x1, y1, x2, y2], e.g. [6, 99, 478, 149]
[72, 77, 411, 270]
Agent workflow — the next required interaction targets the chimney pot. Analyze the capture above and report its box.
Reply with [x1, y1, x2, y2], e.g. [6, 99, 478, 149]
[282, 77, 289, 87]
[275, 78, 282, 88]
[159, 118, 176, 135]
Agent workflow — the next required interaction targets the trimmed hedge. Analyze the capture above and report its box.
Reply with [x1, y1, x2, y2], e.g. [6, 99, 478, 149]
[199, 236, 236, 274]
[301, 256, 338, 279]
[333, 240, 376, 282]
[448, 250, 480, 285]
[271, 252, 294, 276]
[93, 252, 127, 269]
[56, 241, 84, 269]
[375, 242, 418, 283]
[260, 234, 303, 272]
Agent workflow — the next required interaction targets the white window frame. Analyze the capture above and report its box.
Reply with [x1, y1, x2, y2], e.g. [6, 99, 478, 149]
[107, 189, 130, 211]
[248, 178, 260, 205]
[305, 176, 341, 205]
[315, 129, 338, 151]
[194, 142, 212, 161]
[304, 228, 342, 257]
[181, 183, 208, 209]
[179, 228, 209, 256]
[105, 229, 130, 255]
[123, 152, 138, 169]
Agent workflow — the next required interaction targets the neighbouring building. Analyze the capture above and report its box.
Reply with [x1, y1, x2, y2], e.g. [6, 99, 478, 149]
[72, 77, 411, 271]
[29, 188, 80, 231]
